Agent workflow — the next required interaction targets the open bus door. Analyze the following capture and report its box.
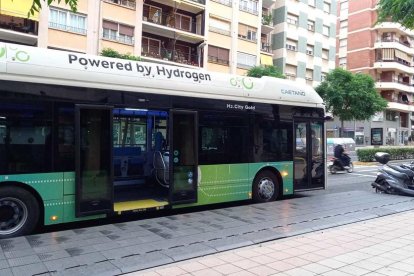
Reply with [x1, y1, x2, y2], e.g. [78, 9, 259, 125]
[169, 110, 198, 204]
[75, 105, 113, 216]
[293, 120, 325, 191]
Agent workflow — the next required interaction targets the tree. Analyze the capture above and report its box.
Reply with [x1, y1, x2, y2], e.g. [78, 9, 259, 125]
[315, 68, 388, 137]
[247, 65, 285, 79]
[100, 48, 141, 61]
[377, 0, 414, 29]
[28, 0, 78, 16]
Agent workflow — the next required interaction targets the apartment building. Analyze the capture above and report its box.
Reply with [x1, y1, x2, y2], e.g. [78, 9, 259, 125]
[334, 0, 414, 146]
[267, 0, 337, 86]
[0, 0, 268, 74]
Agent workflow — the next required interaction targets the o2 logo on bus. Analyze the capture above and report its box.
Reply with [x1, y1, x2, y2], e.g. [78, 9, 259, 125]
[3, 46, 31, 62]
[0, 47, 6, 58]
[230, 77, 254, 90]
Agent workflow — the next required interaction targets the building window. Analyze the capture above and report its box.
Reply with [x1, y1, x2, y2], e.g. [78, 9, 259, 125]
[285, 64, 297, 80]
[142, 37, 161, 57]
[238, 24, 257, 42]
[340, 1, 348, 13]
[322, 48, 329, 59]
[237, 52, 256, 68]
[287, 13, 298, 26]
[104, 0, 136, 9]
[239, 0, 258, 15]
[306, 69, 313, 85]
[308, 0, 315, 7]
[102, 20, 134, 45]
[307, 20, 315, 31]
[323, 25, 330, 36]
[211, 0, 232, 6]
[286, 39, 297, 51]
[323, 2, 331, 13]
[208, 45, 229, 65]
[209, 17, 231, 36]
[339, 39, 347, 49]
[339, 57, 347, 68]
[306, 44, 314, 56]
[49, 8, 87, 34]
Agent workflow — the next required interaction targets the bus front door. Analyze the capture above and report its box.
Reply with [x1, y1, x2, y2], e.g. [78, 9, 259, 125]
[294, 120, 325, 191]
[169, 110, 198, 204]
[75, 105, 113, 216]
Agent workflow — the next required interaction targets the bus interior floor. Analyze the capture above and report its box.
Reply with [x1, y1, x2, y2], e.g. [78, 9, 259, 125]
[114, 183, 168, 203]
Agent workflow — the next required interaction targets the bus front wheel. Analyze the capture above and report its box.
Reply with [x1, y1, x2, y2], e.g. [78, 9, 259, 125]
[252, 171, 279, 203]
[0, 186, 39, 239]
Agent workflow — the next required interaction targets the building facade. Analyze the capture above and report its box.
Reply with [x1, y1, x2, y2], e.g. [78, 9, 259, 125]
[334, 0, 414, 146]
[0, 0, 273, 75]
[267, 0, 337, 87]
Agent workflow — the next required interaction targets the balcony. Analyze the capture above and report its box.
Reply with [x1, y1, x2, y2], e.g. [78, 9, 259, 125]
[150, 0, 205, 13]
[142, 7, 205, 44]
[141, 43, 202, 68]
[261, 14, 273, 34]
[211, 0, 232, 6]
[49, 22, 87, 35]
[375, 22, 414, 37]
[374, 59, 414, 74]
[260, 42, 271, 53]
[376, 79, 414, 93]
[387, 101, 414, 112]
[262, 0, 275, 9]
[103, 0, 136, 9]
[102, 33, 134, 45]
[375, 38, 414, 56]
[0, 15, 38, 45]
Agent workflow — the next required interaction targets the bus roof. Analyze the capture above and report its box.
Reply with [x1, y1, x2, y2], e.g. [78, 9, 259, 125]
[0, 43, 324, 108]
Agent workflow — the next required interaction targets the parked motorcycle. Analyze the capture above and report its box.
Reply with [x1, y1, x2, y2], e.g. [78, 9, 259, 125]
[371, 152, 414, 196]
[328, 157, 353, 174]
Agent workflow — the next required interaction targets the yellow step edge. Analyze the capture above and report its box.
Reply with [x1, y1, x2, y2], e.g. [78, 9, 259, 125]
[114, 199, 169, 212]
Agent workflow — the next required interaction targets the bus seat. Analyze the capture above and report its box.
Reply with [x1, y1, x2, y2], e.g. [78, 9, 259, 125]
[153, 151, 169, 187]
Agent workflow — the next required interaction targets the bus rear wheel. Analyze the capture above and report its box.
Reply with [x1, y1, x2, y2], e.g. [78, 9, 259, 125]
[252, 171, 279, 203]
[0, 186, 39, 238]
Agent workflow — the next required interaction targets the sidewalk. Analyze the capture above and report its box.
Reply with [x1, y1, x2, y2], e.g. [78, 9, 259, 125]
[131, 210, 414, 276]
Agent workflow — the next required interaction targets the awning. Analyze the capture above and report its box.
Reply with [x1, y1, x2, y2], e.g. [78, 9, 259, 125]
[0, 0, 39, 21]
[260, 54, 273, 66]
[382, 48, 394, 60]
[395, 49, 409, 61]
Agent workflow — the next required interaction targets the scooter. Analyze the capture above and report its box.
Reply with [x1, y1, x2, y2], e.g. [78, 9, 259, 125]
[371, 152, 414, 196]
[328, 157, 353, 174]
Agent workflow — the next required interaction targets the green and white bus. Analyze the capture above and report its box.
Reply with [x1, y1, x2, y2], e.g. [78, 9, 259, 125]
[0, 43, 326, 238]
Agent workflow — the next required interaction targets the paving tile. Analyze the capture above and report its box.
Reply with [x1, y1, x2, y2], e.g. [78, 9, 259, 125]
[0, 259, 9, 269]
[7, 254, 41, 267]
[110, 251, 173, 273]
[11, 262, 49, 276]
[38, 250, 71, 261]
[162, 243, 216, 262]
[0, 268, 13, 276]
[211, 263, 243, 274]
[178, 261, 208, 273]
[247, 265, 279, 276]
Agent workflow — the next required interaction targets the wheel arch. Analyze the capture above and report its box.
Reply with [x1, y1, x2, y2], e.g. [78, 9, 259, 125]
[0, 181, 44, 226]
[253, 166, 283, 195]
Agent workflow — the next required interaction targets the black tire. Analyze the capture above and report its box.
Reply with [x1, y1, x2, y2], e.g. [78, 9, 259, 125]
[329, 166, 337, 174]
[252, 171, 279, 203]
[0, 186, 39, 239]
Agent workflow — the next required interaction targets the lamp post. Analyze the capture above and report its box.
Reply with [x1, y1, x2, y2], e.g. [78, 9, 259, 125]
[395, 114, 400, 145]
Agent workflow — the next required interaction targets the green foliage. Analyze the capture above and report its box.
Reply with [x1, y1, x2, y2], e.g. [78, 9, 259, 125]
[357, 147, 414, 162]
[315, 68, 388, 122]
[377, 0, 414, 29]
[100, 48, 141, 61]
[262, 14, 272, 25]
[247, 65, 285, 79]
[29, 0, 78, 16]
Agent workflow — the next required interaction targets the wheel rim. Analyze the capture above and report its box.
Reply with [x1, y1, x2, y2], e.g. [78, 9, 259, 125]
[0, 197, 28, 235]
[258, 177, 275, 200]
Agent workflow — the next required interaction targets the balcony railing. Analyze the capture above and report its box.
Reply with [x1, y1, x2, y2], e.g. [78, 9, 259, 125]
[377, 78, 412, 86]
[142, 45, 202, 67]
[103, 0, 136, 9]
[211, 0, 232, 6]
[376, 58, 411, 67]
[209, 26, 231, 36]
[261, 43, 271, 53]
[186, 0, 206, 4]
[0, 20, 38, 35]
[239, 5, 259, 15]
[142, 8, 201, 35]
[49, 22, 87, 35]
[102, 33, 134, 45]
[378, 38, 411, 48]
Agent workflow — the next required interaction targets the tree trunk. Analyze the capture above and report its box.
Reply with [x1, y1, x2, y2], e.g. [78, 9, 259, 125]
[340, 119, 344, 137]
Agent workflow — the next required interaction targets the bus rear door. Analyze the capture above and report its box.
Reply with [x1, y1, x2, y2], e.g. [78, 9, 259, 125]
[75, 105, 113, 216]
[169, 110, 198, 204]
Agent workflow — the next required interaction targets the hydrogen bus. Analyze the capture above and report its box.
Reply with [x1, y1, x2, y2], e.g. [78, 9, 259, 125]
[0, 43, 326, 238]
